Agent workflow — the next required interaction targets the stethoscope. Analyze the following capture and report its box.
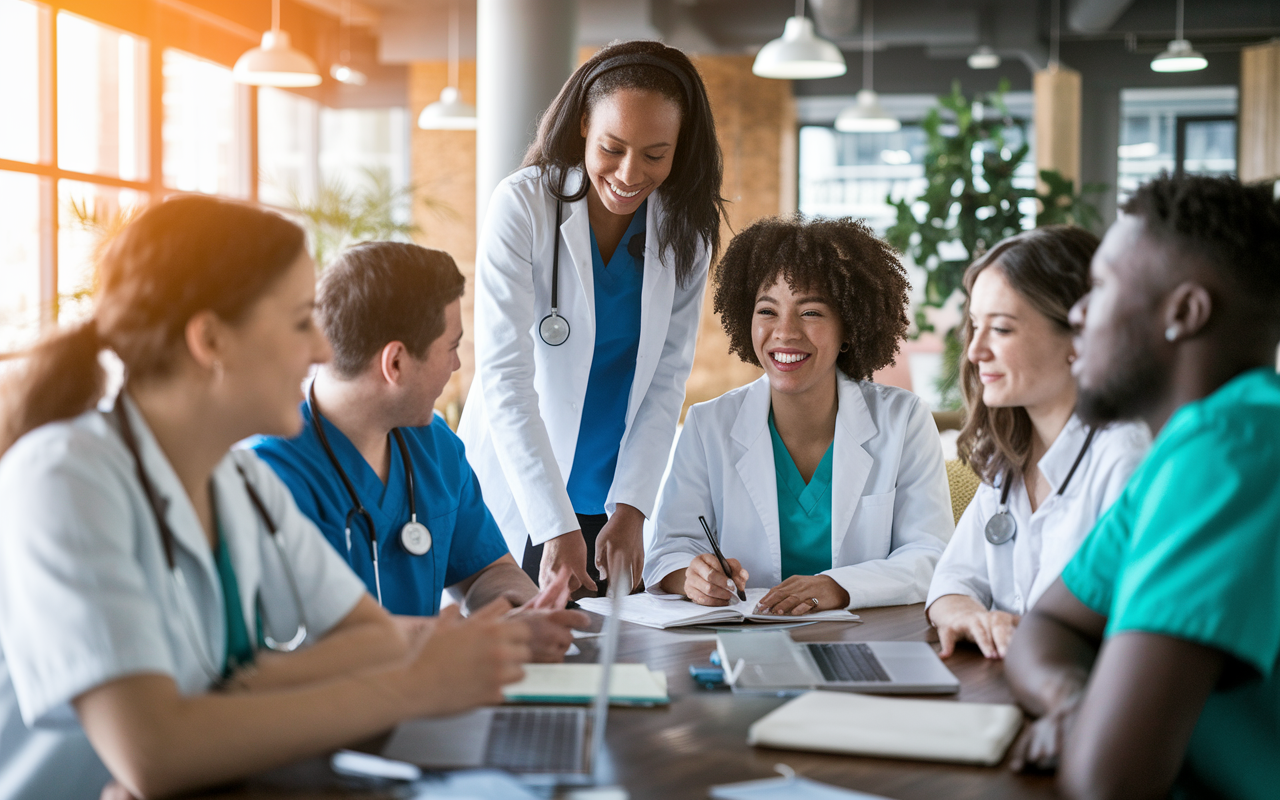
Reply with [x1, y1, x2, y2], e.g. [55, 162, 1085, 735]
[112, 400, 308, 685]
[307, 384, 432, 608]
[985, 427, 1097, 545]
[539, 198, 571, 346]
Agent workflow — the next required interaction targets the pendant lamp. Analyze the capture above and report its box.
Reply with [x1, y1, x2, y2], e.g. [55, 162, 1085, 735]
[1151, 0, 1207, 72]
[967, 46, 1001, 70]
[233, 0, 322, 87]
[418, 0, 477, 130]
[330, 0, 367, 86]
[835, 0, 899, 132]
[752, 0, 847, 80]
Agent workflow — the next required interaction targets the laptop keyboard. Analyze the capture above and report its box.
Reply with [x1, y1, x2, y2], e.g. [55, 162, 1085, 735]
[484, 708, 586, 774]
[806, 643, 892, 683]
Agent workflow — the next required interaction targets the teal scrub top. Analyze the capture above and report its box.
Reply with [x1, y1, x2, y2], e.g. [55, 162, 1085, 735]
[1061, 368, 1280, 800]
[566, 203, 646, 515]
[213, 532, 255, 679]
[769, 412, 834, 579]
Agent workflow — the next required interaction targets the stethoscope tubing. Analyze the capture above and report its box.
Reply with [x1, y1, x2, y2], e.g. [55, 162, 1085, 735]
[988, 426, 1097, 545]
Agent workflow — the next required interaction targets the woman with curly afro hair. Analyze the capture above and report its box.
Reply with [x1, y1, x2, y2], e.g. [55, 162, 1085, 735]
[643, 214, 954, 613]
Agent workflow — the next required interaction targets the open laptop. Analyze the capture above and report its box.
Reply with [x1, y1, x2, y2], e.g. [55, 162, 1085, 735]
[380, 570, 626, 787]
[717, 630, 959, 695]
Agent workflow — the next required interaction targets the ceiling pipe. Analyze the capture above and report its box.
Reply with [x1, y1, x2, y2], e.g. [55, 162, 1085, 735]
[1067, 0, 1137, 34]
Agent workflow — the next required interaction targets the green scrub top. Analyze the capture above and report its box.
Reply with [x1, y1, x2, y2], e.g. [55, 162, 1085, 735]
[769, 412, 834, 579]
[213, 531, 256, 679]
[1061, 368, 1280, 800]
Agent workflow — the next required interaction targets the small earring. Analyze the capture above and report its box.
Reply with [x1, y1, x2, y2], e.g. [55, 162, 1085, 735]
[1067, 353, 1077, 364]
[1165, 326, 1179, 342]
[839, 341, 850, 353]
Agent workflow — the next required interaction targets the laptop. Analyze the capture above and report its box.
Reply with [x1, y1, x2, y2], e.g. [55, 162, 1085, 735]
[380, 570, 626, 787]
[717, 630, 959, 695]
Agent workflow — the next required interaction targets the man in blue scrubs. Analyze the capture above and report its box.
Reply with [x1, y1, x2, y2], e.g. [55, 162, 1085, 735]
[254, 242, 587, 661]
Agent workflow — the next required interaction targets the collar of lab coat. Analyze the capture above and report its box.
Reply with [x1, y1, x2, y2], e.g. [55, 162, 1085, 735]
[110, 393, 262, 648]
[728, 374, 881, 566]
[555, 167, 676, 426]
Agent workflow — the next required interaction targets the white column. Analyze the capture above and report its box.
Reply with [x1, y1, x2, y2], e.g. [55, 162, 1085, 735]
[476, 0, 578, 230]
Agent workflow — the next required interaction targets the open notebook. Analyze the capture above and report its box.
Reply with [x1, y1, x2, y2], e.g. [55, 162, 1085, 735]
[576, 588, 860, 629]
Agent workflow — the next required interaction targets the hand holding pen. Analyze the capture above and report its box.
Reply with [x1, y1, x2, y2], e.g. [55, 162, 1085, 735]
[682, 516, 749, 607]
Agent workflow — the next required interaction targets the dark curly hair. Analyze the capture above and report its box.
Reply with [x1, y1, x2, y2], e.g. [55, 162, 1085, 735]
[712, 214, 910, 381]
[1123, 174, 1280, 329]
[522, 39, 726, 288]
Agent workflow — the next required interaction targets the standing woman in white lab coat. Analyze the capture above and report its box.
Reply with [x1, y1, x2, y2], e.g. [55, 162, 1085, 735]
[0, 196, 529, 800]
[459, 40, 726, 593]
[644, 215, 955, 613]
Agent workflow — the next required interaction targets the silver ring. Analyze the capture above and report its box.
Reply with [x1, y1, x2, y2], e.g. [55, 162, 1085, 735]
[807, 597, 820, 608]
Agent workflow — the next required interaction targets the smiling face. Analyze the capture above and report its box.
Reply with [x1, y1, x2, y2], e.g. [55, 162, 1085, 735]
[217, 251, 331, 438]
[966, 265, 1076, 414]
[1070, 215, 1170, 424]
[580, 88, 682, 217]
[751, 274, 844, 398]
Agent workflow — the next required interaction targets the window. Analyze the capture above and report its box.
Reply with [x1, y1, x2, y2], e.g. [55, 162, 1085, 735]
[258, 86, 319, 207]
[320, 106, 410, 193]
[57, 10, 148, 180]
[162, 49, 248, 197]
[0, 0, 41, 164]
[1118, 87, 1237, 206]
[0, 172, 42, 352]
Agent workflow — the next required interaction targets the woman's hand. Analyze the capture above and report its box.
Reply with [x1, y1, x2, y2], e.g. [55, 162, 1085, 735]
[756, 575, 849, 615]
[540, 530, 597, 594]
[1008, 690, 1083, 772]
[594, 504, 646, 592]
[928, 594, 1021, 659]
[405, 600, 531, 717]
[682, 553, 750, 606]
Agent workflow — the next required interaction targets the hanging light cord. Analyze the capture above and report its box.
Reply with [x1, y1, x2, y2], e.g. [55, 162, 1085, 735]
[1176, 0, 1185, 40]
[1050, 0, 1060, 68]
[863, 0, 874, 91]
[339, 0, 351, 63]
[271, 0, 280, 34]
[447, 0, 460, 90]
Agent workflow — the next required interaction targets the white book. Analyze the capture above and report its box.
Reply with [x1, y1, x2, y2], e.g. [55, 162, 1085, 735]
[576, 588, 860, 629]
[747, 690, 1023, 766]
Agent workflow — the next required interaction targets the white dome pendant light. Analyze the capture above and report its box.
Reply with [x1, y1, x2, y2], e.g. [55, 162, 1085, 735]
[233, 0, 322, 87]
[835, 0, 899, 133]
[1151, 0, 1207, 73]
[418, 0, 477, 130]
[330, 0, 367, 86]
[752, 0, 847, 80]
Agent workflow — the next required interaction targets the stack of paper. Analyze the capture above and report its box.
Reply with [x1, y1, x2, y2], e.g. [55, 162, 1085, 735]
[747, 690, 1023, 766]
[576, 588, 860, 629]
[502, 663, 669, 706]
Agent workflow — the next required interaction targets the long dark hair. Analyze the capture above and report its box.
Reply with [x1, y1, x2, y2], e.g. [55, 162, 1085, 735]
[522, 39, 726, 287]
[0, 195, 305, 457]
[956, 225, 1099, 485]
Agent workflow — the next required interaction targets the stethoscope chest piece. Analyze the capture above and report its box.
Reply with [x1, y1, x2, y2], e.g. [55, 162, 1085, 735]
[400, 520, 432, 556]
[985, 511, 1017, 545]
[539, 312, 570, 346]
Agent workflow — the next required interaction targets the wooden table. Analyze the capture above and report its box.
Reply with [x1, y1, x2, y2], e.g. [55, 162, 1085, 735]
[222, 604, 1055, 799]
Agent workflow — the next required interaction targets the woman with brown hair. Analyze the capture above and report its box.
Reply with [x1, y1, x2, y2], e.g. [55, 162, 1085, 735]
[0, 195, 530, 800]
[925, 226, 1149, 659]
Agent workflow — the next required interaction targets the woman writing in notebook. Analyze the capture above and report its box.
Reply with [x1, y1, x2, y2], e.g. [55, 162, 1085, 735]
[644, 215, 953, 613]
[925, 226, 1150, 659]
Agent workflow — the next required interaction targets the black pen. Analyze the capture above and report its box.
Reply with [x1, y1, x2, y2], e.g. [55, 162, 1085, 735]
[699, 515, 746, 602]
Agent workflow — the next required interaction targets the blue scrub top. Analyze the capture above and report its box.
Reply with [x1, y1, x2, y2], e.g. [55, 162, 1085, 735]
[565, 201, 646, 515]
[768, 411, 834, 579]
[252, 402, 510, 616]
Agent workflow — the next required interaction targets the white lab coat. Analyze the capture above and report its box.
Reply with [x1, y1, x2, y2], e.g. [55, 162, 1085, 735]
[926, 416, 1150, 615]
[643, 375, 955, 609]
[458, 166, 709, 563]
[0, 396, 367, 800]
